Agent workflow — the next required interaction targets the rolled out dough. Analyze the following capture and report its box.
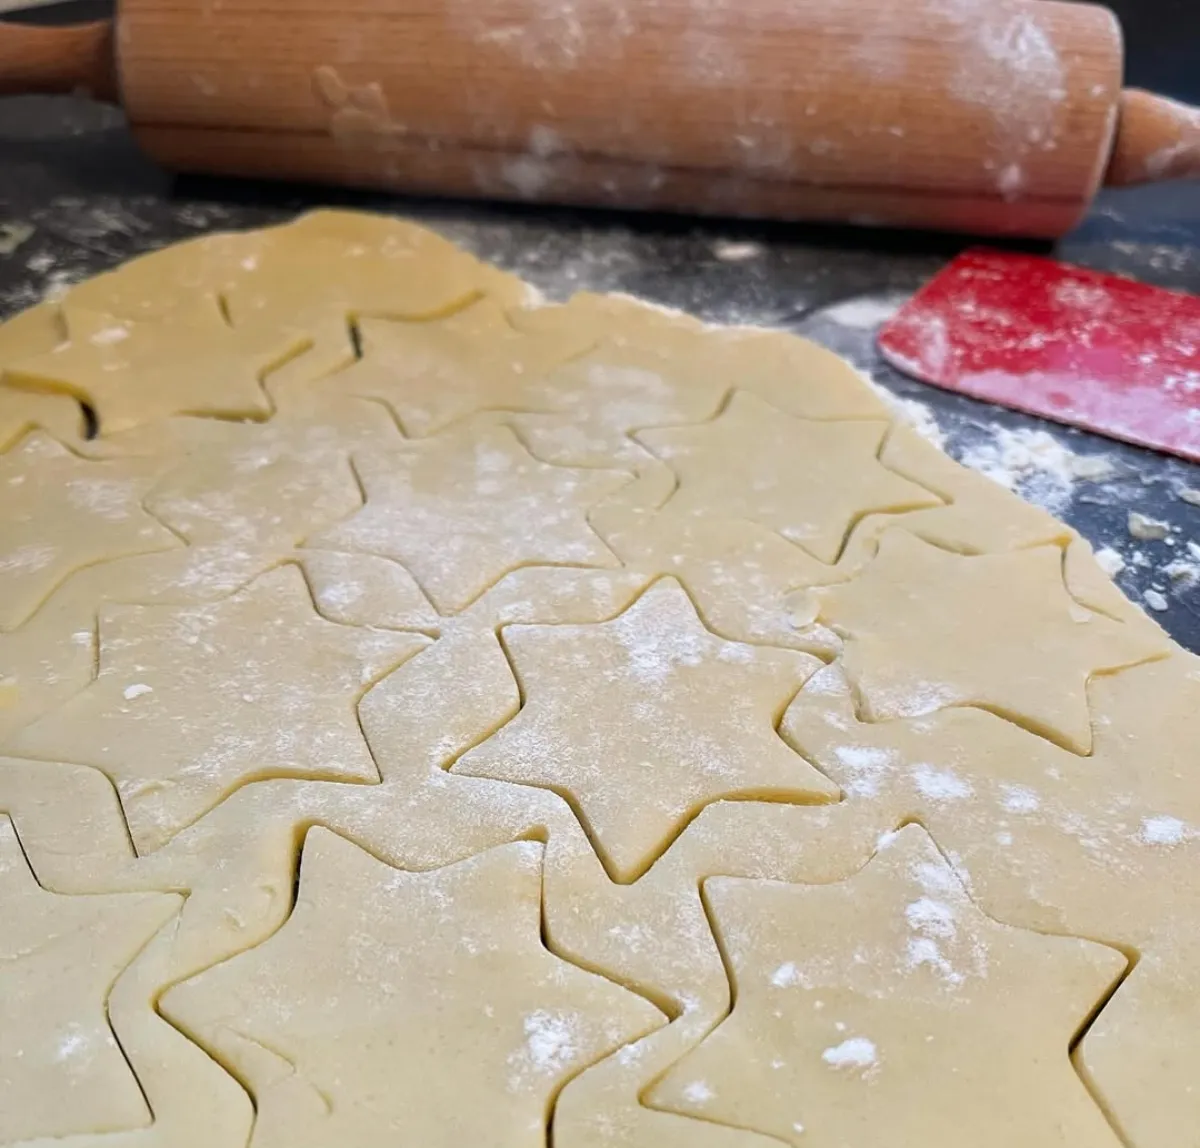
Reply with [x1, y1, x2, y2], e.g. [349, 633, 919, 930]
[0, 209, 1195, 1148]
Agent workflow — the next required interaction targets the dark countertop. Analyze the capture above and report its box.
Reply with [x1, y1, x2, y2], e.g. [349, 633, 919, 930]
[1, 92, 1198, 652]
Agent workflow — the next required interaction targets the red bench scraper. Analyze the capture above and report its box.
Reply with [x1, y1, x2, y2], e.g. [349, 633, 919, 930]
[878, 250, 1200, 463]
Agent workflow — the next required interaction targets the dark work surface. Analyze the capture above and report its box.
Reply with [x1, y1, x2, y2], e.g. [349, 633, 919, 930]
[0, 94, 1198, 651]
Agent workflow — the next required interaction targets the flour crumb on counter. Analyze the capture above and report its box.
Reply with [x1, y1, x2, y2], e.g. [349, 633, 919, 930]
[822, 295, 907, 330]
[1180, 487, 1200, 507]
[1144, 589, 1169, 612]
[712, 240, 765, 262]
[1128, 512, 1171, 541]
[890, 397, 946, 449]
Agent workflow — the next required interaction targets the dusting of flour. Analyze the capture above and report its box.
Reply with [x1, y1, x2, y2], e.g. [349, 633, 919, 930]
[958, 427, 1115, 514]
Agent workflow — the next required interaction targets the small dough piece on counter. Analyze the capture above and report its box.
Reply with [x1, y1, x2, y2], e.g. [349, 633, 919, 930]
[6, 298, 307, 434]
[649, 825, 1126, 1148]
[638, 391, 941, 563]
[0, 432, 180, 630]
[819, 530, 1168, 753]
[455, 579, 837, 881]
[0, 816, 181, 1142]
[8, 565, 428, 852]
[162, 834, 663, 1148]
[308, 422, 628, 613]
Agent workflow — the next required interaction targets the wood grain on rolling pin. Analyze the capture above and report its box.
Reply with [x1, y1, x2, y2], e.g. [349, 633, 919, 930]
[117, 0, 1122, 236]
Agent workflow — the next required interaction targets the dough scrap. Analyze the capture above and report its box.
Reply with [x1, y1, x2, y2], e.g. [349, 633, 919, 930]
[0, 211, 1197, 1148]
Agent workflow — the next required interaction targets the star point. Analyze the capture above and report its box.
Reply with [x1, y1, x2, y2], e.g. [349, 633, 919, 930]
[0, 432, 180, 630]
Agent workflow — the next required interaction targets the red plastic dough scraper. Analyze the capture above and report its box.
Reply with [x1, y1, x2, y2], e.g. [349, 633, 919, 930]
[878, 250, 1200, 463]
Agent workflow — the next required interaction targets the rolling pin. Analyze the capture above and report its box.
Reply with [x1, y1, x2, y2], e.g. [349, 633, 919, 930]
[2, 0, 1198, 238]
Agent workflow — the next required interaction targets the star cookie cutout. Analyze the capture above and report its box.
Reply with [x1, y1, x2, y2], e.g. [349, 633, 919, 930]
[335, 297, 597, 437]
[455, 578, 837, 881]
[818, 531, 1168, 753]
[6, 298, 306, 434]
[8, 565, 428, 852]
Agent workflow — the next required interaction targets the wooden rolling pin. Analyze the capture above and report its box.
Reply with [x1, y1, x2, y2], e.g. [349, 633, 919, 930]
[2, 0, 1198, 237]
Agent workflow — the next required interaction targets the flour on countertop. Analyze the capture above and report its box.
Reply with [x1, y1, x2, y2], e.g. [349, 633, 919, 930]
[958, 427, 1115, 515]
[712, 240, 765, 263]
[822, 295, 907, 331]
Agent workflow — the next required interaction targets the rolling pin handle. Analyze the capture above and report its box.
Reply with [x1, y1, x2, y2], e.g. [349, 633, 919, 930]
[0, 19, 118, 102]
[1104, 89, 1200, 187]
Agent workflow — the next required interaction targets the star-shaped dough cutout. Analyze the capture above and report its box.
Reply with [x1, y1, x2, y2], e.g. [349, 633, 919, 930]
[8, 565, 428, 852]
[455, 578, 837, 882]
[309, 422, 628, 613]
[162, 833, 663, 1148]
[638, 391, 940, 563]
[0, 432, 180, 630]
[0, 816, 180, 1143]
[649, 825, 1126, 1148]
[6, 297, 306, 434]
[330, 297, 598, 437]
[818, 531, 1168, 753]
